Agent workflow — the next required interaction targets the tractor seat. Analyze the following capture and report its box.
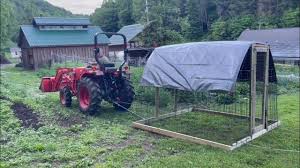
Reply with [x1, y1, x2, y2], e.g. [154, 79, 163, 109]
[105, 67, 117, 73]
[103, 63, 115, 67]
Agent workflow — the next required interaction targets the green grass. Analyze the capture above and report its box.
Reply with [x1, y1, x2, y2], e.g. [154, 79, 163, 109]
[275, 64, 300, 94]
[0, 66, 299, 167]
[150, 112, 250, 145]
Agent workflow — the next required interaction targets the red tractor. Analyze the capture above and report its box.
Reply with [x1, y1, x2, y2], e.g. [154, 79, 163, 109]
[40, 32, 135, 115]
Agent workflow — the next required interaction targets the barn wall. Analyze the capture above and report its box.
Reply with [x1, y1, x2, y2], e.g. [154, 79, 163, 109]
[19, 31, 32, 69]
[109, 45, 124, 52]
[108, 42, 140, 52]
[108, 45, 126, 61]
[21, 49, 29, 68]
[31, 45, 108, 70]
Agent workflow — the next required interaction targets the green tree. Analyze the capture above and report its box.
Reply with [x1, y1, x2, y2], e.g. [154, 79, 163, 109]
[91, 0, 299, 43]
[178, 0, 188, 17]
[0, 0, 15, 51]
[179, 17, 191, 39]
[209, 15, 255, 40]
[136, 0, 182, 46]
[227, 15, 255, 39]
[91, 0, 119, 32]
[132, 0, 146, 23]
[281, 8, 300, 27]
[117, 0, 135, 27]
[209, 20, 228, 40]
[187, 0, 211, 40]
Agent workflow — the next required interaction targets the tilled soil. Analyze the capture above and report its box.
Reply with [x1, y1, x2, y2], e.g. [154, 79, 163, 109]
[11, 103, 43, 130]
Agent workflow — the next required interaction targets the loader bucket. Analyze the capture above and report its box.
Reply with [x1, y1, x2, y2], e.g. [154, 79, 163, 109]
[40, 77, 55, 92]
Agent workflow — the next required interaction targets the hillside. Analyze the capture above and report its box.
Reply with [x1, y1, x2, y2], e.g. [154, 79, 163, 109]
[11, 0, 73, 25]
[0, 0, 75, 51]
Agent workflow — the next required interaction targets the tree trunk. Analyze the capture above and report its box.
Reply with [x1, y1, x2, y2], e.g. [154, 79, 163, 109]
[256, 0, 274, 17]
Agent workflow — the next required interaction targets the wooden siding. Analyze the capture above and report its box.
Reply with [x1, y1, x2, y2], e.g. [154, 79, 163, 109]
[21, 49, 29, 68]
[128, 57, 147, 67]
[108, 43, 141, 62]
[109, 41, 142, 52]
[21, 45, 108, 70]
[109, 45, 125, 52]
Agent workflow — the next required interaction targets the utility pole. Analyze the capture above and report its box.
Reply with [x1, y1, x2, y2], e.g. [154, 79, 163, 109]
[145, 0, 149, 24]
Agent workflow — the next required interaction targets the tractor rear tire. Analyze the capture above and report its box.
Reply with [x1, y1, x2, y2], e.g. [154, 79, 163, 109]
[60, 87, 72, 107]
[113, 78, 135, 111]
[78, 77, 102, 115]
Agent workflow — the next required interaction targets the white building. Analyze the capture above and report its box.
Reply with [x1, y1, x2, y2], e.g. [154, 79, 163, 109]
[10, 47, 21, 58]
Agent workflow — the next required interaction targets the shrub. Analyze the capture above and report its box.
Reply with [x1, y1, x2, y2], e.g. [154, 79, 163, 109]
[216, 93, 237, 105]
[135, 87, 172, 107]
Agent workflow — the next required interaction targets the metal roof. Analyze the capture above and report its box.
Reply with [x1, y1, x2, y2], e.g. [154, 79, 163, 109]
[33, 17, 91, 26]
[19, 25, 109, 47]
[109, 24, 145, 45]
[238, 28, 300, 59]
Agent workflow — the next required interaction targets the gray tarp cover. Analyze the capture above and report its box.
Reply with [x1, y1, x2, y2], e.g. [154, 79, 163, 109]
[140, 41, 264, 92]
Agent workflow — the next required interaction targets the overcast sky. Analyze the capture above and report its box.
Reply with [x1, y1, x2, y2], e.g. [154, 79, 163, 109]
[46, 0, 103, 15]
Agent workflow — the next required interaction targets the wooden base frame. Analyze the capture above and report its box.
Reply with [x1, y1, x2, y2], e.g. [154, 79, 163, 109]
[132, 108, 280, 151]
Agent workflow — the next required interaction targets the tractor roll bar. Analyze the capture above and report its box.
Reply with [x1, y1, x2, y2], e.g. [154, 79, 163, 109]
[94, 32, 128, 71]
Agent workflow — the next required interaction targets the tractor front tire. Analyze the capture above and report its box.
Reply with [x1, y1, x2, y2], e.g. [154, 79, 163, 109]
[78, 77, 102, 115]
[60, 87, 72, 107]
[113, 78, 135, 111]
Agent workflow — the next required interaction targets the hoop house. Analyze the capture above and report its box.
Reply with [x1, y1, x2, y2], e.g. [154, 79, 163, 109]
[131, 41, 279, 150]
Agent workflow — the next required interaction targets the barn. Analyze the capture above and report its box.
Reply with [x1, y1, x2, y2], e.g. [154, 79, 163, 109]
[238, 27, 300, 65]
[109, 23, 154, 66]
[109, 24, 145, 53]
[18, 17, 110, 70]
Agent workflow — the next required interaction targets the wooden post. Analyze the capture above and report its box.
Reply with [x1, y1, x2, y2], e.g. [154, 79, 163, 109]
[262, 46, 270, 129]
[174, 89, 178, 113]
[250, 45, 257, 135]
[155, 87, 160, 118]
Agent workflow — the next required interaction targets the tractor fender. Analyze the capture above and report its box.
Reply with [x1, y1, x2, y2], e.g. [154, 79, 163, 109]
[79, 70, 103, 80]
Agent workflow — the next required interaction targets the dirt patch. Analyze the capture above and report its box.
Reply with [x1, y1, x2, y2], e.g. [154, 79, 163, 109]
[56, 114, 87, 127]
[113, 136, 136, 149]
[11, 103, 43, 130]
[141, 139, 155, 152]
[111, 131, 158, 151]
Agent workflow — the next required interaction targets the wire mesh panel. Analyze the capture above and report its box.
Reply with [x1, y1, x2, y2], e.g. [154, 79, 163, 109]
[130, 87, 177, 119]
[130, 86, 254, 145]
[131, 84, 278, 147]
